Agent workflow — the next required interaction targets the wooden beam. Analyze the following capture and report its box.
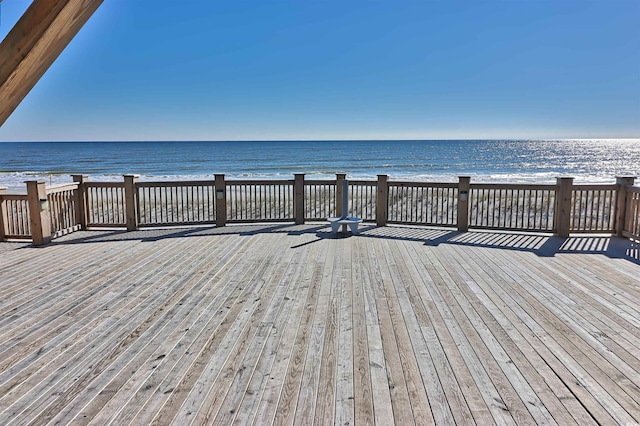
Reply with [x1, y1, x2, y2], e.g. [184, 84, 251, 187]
[0, 0, 103, 126]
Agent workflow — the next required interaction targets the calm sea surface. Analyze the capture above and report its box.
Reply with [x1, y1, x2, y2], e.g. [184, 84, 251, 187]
[0, 140, 638, 191]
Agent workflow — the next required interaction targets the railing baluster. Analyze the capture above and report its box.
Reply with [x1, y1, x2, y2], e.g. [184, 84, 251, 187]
[608, 190, 614, 230]
[578, 190, 584, 230]
[517, 189, 522, 228]
[235, 184, 239, 221]
[105, 188, 115, 223]
[576, 190, 582, 230]
[159, 187, 163, 223]
[239, 184, 243, 220]
[492, 189, 498, 227]
[142, 187, 147, 224]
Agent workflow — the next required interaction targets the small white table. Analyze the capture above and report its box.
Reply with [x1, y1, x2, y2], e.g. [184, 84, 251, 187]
[327, 217, 363, 235]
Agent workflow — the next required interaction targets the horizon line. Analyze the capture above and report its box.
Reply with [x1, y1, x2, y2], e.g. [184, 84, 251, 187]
[2, 137, 640, 143]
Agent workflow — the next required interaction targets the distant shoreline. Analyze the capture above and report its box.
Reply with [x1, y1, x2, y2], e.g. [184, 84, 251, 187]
[2, 139, 638, 191]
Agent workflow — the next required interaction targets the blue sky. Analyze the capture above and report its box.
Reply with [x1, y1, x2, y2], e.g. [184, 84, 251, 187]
[0, 0, 638, 141]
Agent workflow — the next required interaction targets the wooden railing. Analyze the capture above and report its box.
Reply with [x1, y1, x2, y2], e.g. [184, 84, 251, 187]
[47, 183, 80, 237]
[570, 184, 617, 233]
[138, 181, 215, 226]
[86, 182, 126, 227]
[0, 192, 31, 239]
[226, 180, 294, 222]
[388, 182, 458, 226]
[2, 175, 639, 245]
[304, 178, 377, 221]
[623, 186, 640, 241]
[305, 180, 336, 221]
[469, 184, 556, 231]
[348, 181, 377, 222]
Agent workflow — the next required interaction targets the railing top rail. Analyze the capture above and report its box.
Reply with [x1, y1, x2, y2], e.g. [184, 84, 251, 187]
[470, 183, 557, 190]
[2, 193, 29, 200]
[136, 180, 215, 187]
[305, 179, 337, 185]
[227, 179, 294, 185]
[46, 182, 79, 194]
[572, 184, 618, 191]
[85, 182, 125, 188]
[626, 185, 640, 194]
[389, 181, 458, 188]
[347, 180, 377, 186]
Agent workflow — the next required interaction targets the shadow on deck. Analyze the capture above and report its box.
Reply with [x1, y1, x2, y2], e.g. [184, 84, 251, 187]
[21, 223, 639, 265]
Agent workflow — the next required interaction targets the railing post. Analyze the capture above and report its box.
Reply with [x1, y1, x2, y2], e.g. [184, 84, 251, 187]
[376, 174, 389, 226]
[0, 187, 8, 241]
[294, 173, 305, 224]
[554, 177, 574, 238]
[615, 176, 636, 237]
[72, 174, 88, 230]
[457, 176, 470, 232]
[26, 180, 51, 245]
[336, 173, 346, 217]
[123, 174, 139, 231]
[214, 174, 227, 227]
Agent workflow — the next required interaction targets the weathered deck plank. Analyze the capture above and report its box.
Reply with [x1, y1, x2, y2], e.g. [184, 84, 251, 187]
[0, 225, 639, 425]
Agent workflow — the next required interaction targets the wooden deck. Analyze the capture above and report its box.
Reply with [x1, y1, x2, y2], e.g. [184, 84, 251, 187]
[1, 224, 639, 425]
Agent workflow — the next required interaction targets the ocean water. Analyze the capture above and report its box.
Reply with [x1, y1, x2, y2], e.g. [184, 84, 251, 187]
[0, 139, 638, 191]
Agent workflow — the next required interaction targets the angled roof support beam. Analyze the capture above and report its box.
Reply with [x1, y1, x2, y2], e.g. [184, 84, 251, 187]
[0, 0, 103, 126]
